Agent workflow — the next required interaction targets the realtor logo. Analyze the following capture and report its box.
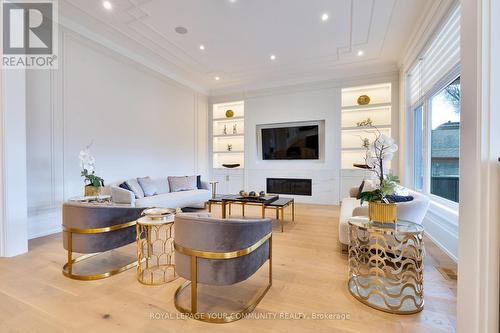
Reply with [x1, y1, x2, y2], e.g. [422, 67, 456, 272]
[2, 0, 58, 68]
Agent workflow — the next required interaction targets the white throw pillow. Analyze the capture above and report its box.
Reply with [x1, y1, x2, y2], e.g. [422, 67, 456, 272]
[125, 179, 145, 199]
[137, 176, 158, 197]
[168, 176, 197, 192]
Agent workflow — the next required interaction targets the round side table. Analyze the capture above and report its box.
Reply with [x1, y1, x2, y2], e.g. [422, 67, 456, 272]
[136, 215, 177, 285]
[347, 217, 424, 314]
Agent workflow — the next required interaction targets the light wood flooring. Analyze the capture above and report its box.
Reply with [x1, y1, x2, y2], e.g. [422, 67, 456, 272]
[0, 204, 457, 332]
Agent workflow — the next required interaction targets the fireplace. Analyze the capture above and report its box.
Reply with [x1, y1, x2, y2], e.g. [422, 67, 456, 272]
[266, 178, 312, 196]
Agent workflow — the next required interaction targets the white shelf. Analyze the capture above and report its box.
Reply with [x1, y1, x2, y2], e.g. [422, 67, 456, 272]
[213, 116, 244, 122]
[341, 125, 391, 131]
[341, 102, 391, 112]
[341, 148, 366, 151]
[213, 150, 244, 154]
[213, 134, 244, 138]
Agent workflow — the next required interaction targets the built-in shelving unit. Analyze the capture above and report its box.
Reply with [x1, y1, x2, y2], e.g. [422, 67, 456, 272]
[212, 101, 245, 170]
[211, 101, 245, 195]
[340, 83, 393, 198]
[341, 83, 392, 169]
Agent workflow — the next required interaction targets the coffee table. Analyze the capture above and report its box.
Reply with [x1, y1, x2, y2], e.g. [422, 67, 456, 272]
[207, 195, 295, 232]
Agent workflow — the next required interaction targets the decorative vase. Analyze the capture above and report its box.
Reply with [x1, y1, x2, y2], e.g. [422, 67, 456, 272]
[368, 201, 397, 223]
[225, 110, 234, 118]
[84, 185, 100, 197]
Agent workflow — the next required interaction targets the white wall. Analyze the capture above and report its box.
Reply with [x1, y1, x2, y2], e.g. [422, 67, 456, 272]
[26, 29, 208, 239]
[244, 88, 340, 205]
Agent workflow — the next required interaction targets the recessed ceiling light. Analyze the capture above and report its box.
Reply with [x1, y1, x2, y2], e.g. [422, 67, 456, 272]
[199, 45, 205, 50]
[270, 54, 276, 61]
[215, 76, 220, 81]
[103, 1, 112, 10]
[229, 0, 237, 3]
[175, 26, 188, 35]
[357, 50, 364, 56]
[321, 13, 329, 21]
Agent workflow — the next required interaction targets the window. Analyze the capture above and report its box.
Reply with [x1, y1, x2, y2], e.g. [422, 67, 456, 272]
[408, 4, 460, 206]
[430, 77, 460, 202]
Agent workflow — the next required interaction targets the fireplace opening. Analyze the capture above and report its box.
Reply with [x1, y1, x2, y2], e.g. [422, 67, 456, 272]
[266, 178, 312, 196]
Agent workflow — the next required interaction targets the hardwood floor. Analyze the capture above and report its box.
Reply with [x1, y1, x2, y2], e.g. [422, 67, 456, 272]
[0, 204, 457, 332]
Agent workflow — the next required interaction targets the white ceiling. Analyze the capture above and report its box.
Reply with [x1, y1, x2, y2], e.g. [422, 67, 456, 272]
[61, 0, 429, 94]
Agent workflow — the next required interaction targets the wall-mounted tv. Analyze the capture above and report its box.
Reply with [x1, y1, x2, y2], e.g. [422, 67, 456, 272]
[261, 125, 319, 160]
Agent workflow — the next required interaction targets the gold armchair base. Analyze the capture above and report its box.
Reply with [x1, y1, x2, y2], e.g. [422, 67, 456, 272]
[174, 233, 272, 323]
[62, 221, 138, 281]
[174, 278, 272, 323]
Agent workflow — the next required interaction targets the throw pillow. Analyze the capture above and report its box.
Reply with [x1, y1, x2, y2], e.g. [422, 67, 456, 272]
[168, 175, 198, 192]
[386, 194, 414, 202]
[137, 176, 158, 197]
[125, 179, 145, 199]
[150, 177, 170, 194]
[119, 182, 131, 191]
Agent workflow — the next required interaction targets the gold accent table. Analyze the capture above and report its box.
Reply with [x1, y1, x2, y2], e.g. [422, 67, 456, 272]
[136, 215, 177, 285]
[347, 217, 424, 314]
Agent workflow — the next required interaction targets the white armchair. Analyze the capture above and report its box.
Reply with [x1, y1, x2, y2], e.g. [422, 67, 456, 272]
[338, 188, 430, 246]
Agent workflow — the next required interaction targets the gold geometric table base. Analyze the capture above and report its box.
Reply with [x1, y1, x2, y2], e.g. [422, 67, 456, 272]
[136, 217, 177, 285]
[348, 217, 425, 314]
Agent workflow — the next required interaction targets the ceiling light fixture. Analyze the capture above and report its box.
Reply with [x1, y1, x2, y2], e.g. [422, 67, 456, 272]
[321, 13, 329, 21]
[103, 1, 112, 10]
[357, 50, 364, 56]
[215, 76, 220, 81]
[199, 45, 205, 50]
[270, 54, 276, 61]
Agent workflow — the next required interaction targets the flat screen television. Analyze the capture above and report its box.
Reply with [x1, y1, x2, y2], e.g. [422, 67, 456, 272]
[261, 125, 319, 160]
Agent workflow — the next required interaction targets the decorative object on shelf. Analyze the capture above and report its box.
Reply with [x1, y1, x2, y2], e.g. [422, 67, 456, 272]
[223, 124, 228, 135]
[248, 191, 256, 197]
[225, 109, 234, 118]
[356, 124, 400, 223]
[239, 190, 248, 197]
[227, 144, 233, 151]
[357, 94, 371, 105]
[222, 163, 240, 168]
[357, 118, 373, 127]
[79, 143, 104, 196]
[233, 124, 238, 134]
[361, 137, 370, 149]
[259, 191, 265, 197]
[352, 163, 372, 169]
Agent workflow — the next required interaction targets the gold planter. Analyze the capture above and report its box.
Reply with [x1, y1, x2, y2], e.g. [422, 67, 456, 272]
[368, 201, 397, 223]
[84, 185, 100, 197]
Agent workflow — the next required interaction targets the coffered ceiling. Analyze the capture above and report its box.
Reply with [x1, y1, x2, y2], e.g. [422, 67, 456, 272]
[60, 0, 429, 94]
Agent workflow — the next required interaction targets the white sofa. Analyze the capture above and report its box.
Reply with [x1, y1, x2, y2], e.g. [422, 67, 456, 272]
[108, 178, 211, 209]
[338, 187, 430, 246]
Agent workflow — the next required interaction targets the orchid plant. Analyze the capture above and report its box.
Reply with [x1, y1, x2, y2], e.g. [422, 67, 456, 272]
[79, 143, 104, 187]
[356, 123, 400, 205]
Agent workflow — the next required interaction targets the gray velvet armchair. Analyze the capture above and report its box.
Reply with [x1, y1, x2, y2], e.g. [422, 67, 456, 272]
[174, 213, 272, 323]
[62, 202, 144, 280]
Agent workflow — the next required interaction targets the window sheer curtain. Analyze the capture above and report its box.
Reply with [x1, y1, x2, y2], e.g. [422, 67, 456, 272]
[408, 5, 461, 107]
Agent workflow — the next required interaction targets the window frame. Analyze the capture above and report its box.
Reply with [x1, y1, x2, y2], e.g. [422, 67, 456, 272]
[409, 65, 460, 211]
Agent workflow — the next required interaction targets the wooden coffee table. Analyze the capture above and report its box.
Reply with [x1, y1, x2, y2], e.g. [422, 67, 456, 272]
[207, 195, 295, 232]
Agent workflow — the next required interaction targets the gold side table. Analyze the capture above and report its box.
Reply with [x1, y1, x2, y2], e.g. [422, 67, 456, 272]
[136, 215, 177, 285]
[347, 217, 424, 314]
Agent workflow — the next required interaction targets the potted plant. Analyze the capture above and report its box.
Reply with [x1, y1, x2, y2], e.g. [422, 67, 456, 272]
[356, 122, 400, 223]
[79, 144, 104, 196]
